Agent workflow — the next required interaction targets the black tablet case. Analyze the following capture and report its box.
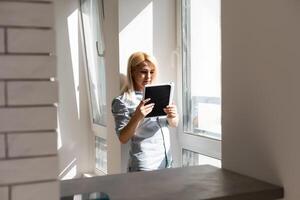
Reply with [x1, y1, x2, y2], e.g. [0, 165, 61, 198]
[144, 85, 171, 118]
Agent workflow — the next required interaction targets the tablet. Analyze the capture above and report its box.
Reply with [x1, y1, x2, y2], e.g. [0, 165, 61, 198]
[143, 82, 174, 118]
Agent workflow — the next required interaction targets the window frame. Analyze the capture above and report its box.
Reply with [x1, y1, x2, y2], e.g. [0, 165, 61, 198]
[79, 0, 108, 174]
[178, 0, 222, 164]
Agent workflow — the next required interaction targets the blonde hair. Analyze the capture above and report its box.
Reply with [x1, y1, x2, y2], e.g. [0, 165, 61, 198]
[121, 52, 158, 100]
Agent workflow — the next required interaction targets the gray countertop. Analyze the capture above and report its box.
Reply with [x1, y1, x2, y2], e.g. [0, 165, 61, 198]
[60, 165, 283, 200]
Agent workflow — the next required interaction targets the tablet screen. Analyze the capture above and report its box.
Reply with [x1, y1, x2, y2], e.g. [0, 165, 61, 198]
[144, 84, 173, 118]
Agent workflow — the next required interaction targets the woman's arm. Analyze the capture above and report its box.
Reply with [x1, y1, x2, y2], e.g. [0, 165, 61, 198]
[119, 99, 154, 144]
[164, 104, 179, 128]
[118, 113, 142, 144]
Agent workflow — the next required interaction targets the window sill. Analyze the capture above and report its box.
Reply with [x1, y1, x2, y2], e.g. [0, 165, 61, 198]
[61, 165, 283, 200]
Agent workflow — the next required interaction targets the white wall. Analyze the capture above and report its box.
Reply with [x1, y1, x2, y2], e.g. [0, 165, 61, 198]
[54, 0, 123, 176]
[222, 1, 300, 199]
[119, 0, 177, 83]
[103, 0, 123, 174]
[0, 1, 59, 199]
[55, 0, 95, 178]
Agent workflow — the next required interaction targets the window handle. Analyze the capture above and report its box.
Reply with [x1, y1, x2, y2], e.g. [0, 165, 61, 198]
[96, 41, 105, 57]
[101, 0, 105, 19]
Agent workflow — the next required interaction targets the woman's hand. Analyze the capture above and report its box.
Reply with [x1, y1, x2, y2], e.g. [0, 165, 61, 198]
[134, 98, 155, 120]
[164, 103, 179, 127]
[118, 98, 154, 144]
[164, 104, 178, 118]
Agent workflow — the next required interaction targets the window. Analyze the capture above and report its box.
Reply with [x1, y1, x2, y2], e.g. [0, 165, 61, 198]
[180, 0, 221, 166]
[182, 149, 221, 168]
[95, 136, 107, 173]
[80, 0, 107, 173]
[80, 0, 106, 127]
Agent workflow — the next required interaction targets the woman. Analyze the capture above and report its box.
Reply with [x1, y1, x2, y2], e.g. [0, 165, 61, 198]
[111, 52, 179, 172]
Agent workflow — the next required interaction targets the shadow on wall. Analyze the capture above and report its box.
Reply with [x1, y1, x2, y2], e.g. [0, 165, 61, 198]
[119, 0, 154, 74]
[120, 73, 127, 90]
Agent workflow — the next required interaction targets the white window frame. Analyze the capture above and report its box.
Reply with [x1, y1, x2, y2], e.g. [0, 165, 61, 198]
[79, 0, 107, 174]
[177, 0, 221, 166]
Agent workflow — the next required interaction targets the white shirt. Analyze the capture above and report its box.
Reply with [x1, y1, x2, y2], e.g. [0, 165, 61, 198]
[111, 91, 172, 172]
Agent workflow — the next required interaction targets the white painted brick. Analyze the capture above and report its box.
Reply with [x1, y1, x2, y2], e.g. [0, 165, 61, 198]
[0, 107, 57, 132]
[0, 134, 5, 158]
[0, 156, 58, 185]
[0, 56, 56, 79]
[7, 29, 55, 53]
[8, 132, 57, 157]
[12, 181, 59, 200]
[0, 82, 4, 106]
[15, 0, 53, 2]
[7, 81, 58, 105]
[0, 2, 54, 27]
[0, 28, 4, 53]
[0, 187, 9, 200]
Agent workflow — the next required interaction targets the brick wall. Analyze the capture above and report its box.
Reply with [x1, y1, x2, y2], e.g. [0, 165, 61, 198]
[0, 1, 59, 200]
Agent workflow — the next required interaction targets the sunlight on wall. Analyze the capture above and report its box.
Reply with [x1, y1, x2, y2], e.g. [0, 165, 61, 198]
[57, 113, 62, 150]
[59, 158, 78, 180]
[67, 9, 80, 118]
[119, 2, 153, 74]
[62, 165, 77, 180]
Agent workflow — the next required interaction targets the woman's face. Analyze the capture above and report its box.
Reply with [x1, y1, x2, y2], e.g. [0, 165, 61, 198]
[132, 61, 155, 91]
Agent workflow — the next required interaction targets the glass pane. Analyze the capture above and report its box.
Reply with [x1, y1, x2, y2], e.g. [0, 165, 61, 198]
[95, 136, 107, 173]
[81, 0, 107, 126]
[182, 149, 221, 168]
[182, 0, 221, 139]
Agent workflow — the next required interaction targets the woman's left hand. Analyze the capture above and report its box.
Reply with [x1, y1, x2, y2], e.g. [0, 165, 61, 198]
[164, 103, 179, 127]
[164, 104, 178, 119]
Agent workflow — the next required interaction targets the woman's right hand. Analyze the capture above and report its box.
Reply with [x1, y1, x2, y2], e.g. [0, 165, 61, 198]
[118, 98, 154, 144]
[134, 98, 155, 120]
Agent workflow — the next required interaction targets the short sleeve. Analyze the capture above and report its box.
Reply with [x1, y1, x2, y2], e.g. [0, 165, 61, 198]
[158, 117, 169, 127]
[111, 98, 131, 136]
